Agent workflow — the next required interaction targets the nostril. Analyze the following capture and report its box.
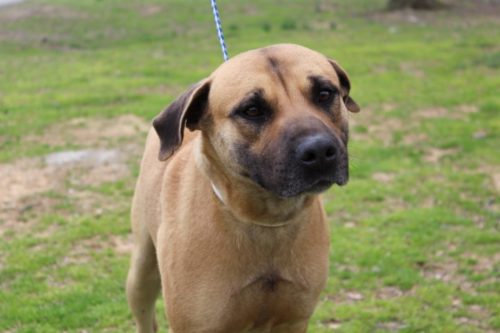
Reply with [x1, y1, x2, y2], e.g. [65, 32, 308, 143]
[325, 146, 336, 159]
[301, 151, 317, 163]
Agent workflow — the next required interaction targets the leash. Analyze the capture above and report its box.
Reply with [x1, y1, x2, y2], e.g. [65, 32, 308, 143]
[210, 0, 229, 61]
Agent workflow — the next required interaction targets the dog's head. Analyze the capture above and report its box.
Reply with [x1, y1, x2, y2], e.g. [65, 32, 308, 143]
[153, 44, 360, 198]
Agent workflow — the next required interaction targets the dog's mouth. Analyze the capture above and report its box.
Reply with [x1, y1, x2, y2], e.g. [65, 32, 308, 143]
[307, 179, 335, 193]
[303, 173, 348, 192]
[267, 173, 346, 198]
[239, 155, 350, 198]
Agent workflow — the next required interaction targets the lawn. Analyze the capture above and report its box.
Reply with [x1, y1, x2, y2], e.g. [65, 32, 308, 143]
[0, 0, 498, 332]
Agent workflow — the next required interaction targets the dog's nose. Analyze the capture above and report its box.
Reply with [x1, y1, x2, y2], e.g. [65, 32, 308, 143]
[296, 134, 337, 169]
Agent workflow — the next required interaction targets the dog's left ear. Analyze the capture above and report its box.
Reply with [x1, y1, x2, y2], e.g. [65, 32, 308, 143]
[153, 79, 211, 161]
[329, 60, 360, 113]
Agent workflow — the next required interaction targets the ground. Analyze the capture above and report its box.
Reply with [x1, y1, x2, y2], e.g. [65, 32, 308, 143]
[0, 0, 498, 332]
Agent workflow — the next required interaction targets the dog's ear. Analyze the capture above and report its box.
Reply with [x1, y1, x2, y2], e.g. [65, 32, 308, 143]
[329, 60, 360, 113]
[153, 79, 211, 161]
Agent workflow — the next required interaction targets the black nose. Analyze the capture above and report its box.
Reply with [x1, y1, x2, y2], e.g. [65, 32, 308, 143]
[296, 134, 337, 169]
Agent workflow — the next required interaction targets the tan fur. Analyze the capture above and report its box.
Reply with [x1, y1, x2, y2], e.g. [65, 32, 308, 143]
[127, 44, 359, 333]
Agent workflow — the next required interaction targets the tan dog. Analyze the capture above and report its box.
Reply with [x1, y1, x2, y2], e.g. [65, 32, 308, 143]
[127, 44, 360, 333]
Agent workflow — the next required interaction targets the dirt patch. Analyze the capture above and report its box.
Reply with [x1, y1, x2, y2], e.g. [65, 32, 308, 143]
[0, 30, 61, 44]
[1, 148, 127, 201]
[403, 133, 428, 144]
[376, 321, 407, 332]
[475, 164, 500, 194]
[416, 107, 449, 118]
[463, 252, 499, 274]
[419, 106, 481, 122]
[0, 158, 56, 207]
[62, 234, 133, 266]
[0, 149, 130, 237]
[327, 290, 364, 305]
[366, 1, 500, 27]
[353, 103, 480, 146]
[492, 173, 500, 192]
[137, 4, 164, 17]
[350, 113, 406, 146]
[0, 3, 86, 22]
[419, 259, 478, 295]
[421, 260, 458, 282]
[413, 105, 479, 120]
[382, 103, 398, 112]
[110, 234, 134, 255]
[62, 236, 104, 266]
[423, 147, 459, 163]
[345, 291, 364, 301]
[0, 115, 149, 237]
[400, 62, 426, 78]
[372, 172, 396, 183]
[376, 286, 404, 299]
[455, 304, 492, 332]
[455, 105, 479, 114]
[24, 114, 149, 147]
[0, 0, 23, 8]
[321, 318, 342, 330]
[136, 84, 183, 96]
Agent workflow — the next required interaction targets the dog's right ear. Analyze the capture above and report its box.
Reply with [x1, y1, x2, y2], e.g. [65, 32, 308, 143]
[153, 79, 211, 161]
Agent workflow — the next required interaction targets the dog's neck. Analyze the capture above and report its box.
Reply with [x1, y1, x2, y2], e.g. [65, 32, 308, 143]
[209, 181, 294, 228]
[194, 137, 313, 227]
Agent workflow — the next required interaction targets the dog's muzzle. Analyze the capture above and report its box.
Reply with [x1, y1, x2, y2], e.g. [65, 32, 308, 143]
[240, 131, 348, 198]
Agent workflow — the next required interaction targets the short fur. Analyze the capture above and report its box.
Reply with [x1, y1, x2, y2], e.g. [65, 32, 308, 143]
[127, 44, 360, 333]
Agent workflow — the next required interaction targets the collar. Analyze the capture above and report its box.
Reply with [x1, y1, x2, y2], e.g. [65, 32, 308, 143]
[209, 181, 291, 228]
[210, 181, 225, 204]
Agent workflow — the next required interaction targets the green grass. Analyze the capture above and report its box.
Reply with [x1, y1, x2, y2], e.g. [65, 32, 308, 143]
[0, 0, 499, 332]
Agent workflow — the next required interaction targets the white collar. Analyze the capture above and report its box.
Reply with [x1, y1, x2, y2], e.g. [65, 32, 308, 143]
[210, 181, 225, 204]
[209, 181, 291, 228]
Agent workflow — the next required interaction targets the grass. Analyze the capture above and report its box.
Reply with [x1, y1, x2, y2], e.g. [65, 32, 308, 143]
[0, 0, 498, 332]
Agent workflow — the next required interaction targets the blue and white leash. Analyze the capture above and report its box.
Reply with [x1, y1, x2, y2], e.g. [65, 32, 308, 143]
[210, 0, 229, 62]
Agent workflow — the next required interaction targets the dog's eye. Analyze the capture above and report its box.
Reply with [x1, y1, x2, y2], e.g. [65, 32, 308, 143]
[242, 106, 265, 119]
[318, 90, 333, 103]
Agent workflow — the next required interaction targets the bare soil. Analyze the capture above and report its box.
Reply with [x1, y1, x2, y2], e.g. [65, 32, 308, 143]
[0, 2, 86, 22]
[24, 114, 149, 148]
[0, 115, 149, 238]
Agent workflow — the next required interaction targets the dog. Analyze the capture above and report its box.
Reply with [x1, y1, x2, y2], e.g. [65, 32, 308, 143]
[127, 44, 360, 333]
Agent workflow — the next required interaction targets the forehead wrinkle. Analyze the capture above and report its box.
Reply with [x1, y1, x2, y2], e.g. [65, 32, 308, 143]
[265, 56, 290, 98]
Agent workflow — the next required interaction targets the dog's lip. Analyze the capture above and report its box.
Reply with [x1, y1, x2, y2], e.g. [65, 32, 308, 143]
[307, 178, 335, 192]
[334, 177, 348, 186]
[334, 172, 349, 186]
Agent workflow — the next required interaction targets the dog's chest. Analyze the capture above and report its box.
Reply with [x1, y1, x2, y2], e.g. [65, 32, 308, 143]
[161, 206, 329, 332]
[219, 266, 318, 328]
[257, 272, 283, 292]
[246, 264, 293, 298]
